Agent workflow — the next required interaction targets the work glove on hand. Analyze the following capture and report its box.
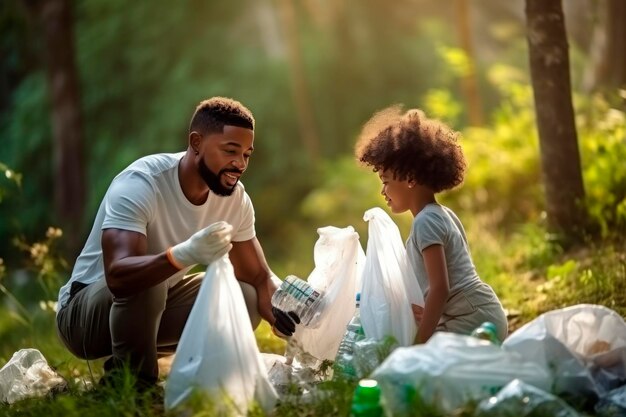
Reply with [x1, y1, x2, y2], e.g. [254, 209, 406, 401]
[167, 221, 233, 269]
[272, 306, 301, 337]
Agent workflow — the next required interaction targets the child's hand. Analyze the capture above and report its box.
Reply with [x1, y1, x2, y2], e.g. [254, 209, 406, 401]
[411, 304, 424, 324]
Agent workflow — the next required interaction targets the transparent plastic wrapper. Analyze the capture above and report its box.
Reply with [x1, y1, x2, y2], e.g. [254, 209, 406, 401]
[360, 207, 424, 347]
[475, 379, 580, 417]
[293, 226, 365, 361]
[265, 356, 327, 400]
[372, 332, 552, 415]
[503, 304, 626, 398]
[164, 257, 277, 415]
[0, 348, 67, 404]
[595, 385, 626, 417]
[353, 336, 398, 379]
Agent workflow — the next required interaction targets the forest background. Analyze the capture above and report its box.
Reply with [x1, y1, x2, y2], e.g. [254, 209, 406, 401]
[0, 0, 625, 415]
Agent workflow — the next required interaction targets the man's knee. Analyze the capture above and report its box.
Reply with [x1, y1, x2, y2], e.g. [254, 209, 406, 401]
[239, 282, 261, 330]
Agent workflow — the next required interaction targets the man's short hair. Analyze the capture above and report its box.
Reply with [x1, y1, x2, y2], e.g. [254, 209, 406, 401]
[189, 97, 255, 135]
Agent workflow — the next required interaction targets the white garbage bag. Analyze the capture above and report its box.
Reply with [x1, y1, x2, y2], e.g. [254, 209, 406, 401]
[503, 304, 626, 397]
[294, 226, 365, 361]
[0, 348, 66, 404]
[372, 332, 552, 415]
[360, 207, 424, 346]
[164, 257, 277, 415]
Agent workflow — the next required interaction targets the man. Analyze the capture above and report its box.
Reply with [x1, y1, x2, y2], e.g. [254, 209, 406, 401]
[56, 97, 298, 387]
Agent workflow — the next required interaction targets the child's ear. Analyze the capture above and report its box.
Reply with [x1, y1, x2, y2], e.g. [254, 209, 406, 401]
[408, 180, 416, 189]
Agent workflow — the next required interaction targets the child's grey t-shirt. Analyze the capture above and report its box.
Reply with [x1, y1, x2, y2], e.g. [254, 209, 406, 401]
[406, 204, 481, 299]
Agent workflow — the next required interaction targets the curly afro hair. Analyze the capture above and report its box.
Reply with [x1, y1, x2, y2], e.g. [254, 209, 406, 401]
[355, 105, 466, 193]
[189, 97, 255, 135]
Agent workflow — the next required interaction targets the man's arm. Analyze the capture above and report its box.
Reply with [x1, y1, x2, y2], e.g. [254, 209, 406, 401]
[102, 221, 232, 298]
[101, 228, 179, 298]
[228, 237, 278, 324]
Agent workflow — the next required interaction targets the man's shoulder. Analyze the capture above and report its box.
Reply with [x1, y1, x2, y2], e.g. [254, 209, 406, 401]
[114, 153, 182, 182]
[126, 152, 183, 174]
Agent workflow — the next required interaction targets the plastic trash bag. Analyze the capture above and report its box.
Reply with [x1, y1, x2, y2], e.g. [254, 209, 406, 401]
[360, 207, 424, 346]
[293, 226, 365, 361]
[595, 385, 626, 417]
[0, 348, 66, 404]
[164, 257, 277, 415]
[475, 379, 580, 417]
[372, 332, 552, 415]
[503, 304, 626, 398]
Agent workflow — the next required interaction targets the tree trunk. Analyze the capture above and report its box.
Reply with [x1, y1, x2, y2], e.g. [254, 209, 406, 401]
[277, 0, 320, 162]
[24, 0, 85, 253]
[455, 0, 484, 126]
[582, 0, 626, 94]
[525, 0, 586, 241]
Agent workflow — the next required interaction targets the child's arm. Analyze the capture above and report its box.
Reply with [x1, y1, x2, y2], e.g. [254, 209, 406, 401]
[415, 244, 450, 344]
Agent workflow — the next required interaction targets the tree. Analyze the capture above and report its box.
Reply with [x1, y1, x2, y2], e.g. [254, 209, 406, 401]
[582, 0, 626, 94]
[455, 0, 484, 126]
[23, 0, 85, 253]
[525, 0, 586, 241]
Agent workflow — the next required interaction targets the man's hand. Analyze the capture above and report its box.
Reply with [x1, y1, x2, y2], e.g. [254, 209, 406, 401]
[167, 221, 233, 269]
[271, 306, 300, 337]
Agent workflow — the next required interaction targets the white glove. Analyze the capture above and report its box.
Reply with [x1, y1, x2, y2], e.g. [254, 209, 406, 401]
[167, 221, 233, 269]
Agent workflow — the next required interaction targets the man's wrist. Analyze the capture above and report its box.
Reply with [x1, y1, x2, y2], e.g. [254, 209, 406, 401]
[166, 247, 185, 270]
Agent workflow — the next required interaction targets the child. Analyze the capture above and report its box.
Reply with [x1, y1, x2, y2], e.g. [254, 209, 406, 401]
[355, 106, 508, 343]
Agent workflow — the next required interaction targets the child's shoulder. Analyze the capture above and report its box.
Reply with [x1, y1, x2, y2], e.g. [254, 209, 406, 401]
[414, 204, 449, 228]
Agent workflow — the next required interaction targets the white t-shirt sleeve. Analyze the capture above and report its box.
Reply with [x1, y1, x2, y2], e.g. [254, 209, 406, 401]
[232, 189, 256, 242]
[102, 171, 155, 235]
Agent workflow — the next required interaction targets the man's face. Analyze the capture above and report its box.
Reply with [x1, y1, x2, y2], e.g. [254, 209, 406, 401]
[196, 125, 254, 196]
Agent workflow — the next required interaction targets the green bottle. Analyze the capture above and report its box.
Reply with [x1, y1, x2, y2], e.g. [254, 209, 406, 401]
[470, 321, 500, 345]
[351, 379, 384, 417]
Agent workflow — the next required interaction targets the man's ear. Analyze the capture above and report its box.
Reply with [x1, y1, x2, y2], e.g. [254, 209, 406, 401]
[189, 131, 202, 154]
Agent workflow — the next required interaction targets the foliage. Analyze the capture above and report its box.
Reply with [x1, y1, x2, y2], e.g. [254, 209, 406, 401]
[577, 94, 626, 237]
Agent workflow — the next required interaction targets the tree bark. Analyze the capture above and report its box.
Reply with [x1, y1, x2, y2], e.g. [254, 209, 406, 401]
[277, 0, 320, 162]
[455, 0, 484, 126]
[24, 0, 85, 252]
[525, 0, 586, 241]
[582, 0, 626, 94]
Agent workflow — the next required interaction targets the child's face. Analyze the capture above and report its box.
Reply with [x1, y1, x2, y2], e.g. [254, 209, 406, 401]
[379, 170, 413, 214]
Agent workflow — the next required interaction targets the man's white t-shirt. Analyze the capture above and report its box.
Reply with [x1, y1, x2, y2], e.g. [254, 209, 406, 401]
[56, 152, 255, 311]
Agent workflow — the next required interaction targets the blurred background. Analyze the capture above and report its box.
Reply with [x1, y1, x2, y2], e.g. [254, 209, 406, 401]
[0, 0, 625, 360]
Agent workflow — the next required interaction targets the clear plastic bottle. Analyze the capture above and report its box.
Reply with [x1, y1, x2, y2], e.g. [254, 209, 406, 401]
[271, 275, 325, 328]
[351, 379, 384, 417]
[333, 293, 365, 380]
[470, 321, 500, 345]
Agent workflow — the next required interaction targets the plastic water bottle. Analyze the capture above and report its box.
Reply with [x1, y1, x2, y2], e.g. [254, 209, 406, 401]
[470, 321, 500, 345]
[271, 275, 325, 328]
[351, 379, 383, 417]
[333, 293, 365, 379]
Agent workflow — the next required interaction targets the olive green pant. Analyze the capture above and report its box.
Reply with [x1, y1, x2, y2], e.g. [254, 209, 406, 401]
[436, 282, 509, 342]
[56, 272, 261, 381]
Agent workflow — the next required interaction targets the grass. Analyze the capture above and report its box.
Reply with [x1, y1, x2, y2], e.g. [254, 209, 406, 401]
[0, 226, 624, 417]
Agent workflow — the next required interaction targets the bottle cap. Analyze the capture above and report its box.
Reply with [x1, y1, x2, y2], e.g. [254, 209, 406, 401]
[353, 379, 381, 403]
[481, 322, 497, 334]
[356, 292, 361, 302]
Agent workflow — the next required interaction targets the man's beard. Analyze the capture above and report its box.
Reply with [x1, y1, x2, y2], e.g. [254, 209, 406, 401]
[198, 158, 240, 197]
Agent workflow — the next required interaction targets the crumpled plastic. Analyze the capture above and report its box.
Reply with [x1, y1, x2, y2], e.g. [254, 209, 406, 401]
[372, 332, 552, 415]
[0, 348, 67, 404]
[263, 353, 328, 403]
[503, 304, 626, 398]
[474, 379, 580, 417]
[595, 385, 626, 417]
